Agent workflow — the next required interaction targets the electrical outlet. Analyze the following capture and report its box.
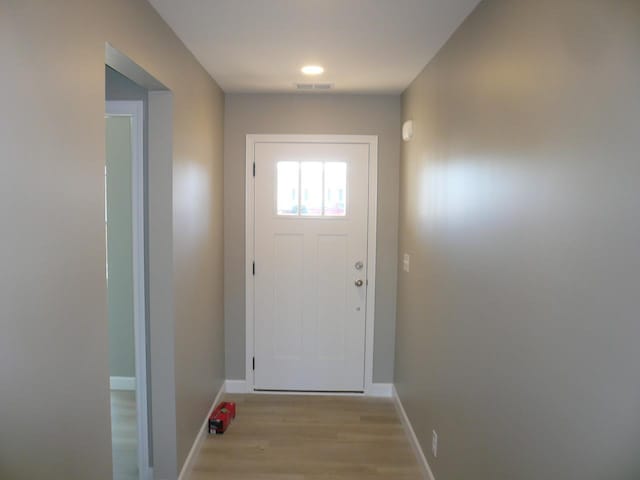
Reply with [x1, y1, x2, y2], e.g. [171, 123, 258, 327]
[403, 253, 410, 272]
[432, 430, 438, 458]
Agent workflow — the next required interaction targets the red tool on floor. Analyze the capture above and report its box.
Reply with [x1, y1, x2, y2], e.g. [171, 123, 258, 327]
[208, 401, 237, 434]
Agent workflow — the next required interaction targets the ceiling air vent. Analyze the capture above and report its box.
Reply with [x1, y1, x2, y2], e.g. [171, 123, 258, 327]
[295, 83, 333, 91]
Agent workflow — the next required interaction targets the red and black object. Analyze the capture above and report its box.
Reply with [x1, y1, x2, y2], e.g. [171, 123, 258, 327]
[208, 401, 237, 435]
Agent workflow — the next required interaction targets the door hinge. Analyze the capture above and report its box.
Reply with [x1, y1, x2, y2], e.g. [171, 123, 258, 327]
[252, 357, 255, 371]
[253, 162, 256, 177]
[252, 261, 255, 275]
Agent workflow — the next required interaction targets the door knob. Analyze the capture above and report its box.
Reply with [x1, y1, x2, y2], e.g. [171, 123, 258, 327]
[355, 279, 364, 287]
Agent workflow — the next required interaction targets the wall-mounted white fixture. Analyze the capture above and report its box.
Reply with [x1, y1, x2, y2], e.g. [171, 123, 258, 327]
[402, 120, 413, 142]
[301, 65, 324, 75]
[432, 430, 438, 457]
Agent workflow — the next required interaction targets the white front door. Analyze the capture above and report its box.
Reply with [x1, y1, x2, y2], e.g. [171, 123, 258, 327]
[253, 140, 371, 391]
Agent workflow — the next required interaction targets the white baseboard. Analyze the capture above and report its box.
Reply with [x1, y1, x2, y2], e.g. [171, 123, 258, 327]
[177, 381, 226, 480]
[392, 385, 435, 480]
[225, 379, 250, 393]
[225, 380, 392, 397]
[110, 376, 136, 391]
[368, 383, 393, 397]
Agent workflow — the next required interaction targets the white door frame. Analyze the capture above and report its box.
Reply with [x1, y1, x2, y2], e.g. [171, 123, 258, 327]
[106, 100, 151, 480]
[245, 134, 378, 395]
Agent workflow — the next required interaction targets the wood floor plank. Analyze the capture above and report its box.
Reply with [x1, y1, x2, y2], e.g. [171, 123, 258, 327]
[111, 390, 138, 480]
[188, 394, 422, 480]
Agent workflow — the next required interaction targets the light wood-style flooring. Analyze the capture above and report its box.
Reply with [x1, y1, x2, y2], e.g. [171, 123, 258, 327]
[111, 390, 138, 480]
[188, 394, 423, 480]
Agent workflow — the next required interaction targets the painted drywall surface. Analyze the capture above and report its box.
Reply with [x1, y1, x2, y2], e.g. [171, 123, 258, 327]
[106, 116, 136, 378]
[395, 1, 640, 479]
[106, 65, 149, 102]
[0, 1, 224, 478]
[224, 93, 401, 382]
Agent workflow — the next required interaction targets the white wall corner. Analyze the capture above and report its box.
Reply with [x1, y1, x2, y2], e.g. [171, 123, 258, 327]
[392, 385, 436, 480]
[368, 383, 394, 397]
[225, 379, 250, 394]
[110, 376, 136, 391]
[177, 381, 226, 480]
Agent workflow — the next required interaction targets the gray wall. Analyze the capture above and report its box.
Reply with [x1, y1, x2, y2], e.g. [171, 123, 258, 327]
[106, 115, 136, 378]
[0, 1, 225, 478]
[396, 1, 640, 479]
[224, 93, 401, 382]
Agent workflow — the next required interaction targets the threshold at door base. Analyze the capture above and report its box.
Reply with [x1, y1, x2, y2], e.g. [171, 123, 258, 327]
[224, 380, 393, 397]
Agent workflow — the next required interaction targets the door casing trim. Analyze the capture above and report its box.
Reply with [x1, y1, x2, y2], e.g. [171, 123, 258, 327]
[245, 134, 378, 395]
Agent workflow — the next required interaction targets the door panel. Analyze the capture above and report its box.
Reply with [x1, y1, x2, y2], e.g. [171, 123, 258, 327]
[273, 234, 304, 358]
[317, 234, 348, 361]
[253, 142, 369, 391]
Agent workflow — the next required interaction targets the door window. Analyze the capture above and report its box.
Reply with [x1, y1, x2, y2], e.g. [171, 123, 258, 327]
[276, 161, 299, 215]
[276, 161, 347, 217]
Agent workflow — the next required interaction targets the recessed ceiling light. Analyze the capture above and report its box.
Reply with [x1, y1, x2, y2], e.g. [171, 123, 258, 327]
[301, 65, 324, 75]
